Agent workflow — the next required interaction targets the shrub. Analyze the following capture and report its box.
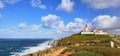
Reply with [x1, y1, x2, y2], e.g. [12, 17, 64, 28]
[71, 52, 104, 56]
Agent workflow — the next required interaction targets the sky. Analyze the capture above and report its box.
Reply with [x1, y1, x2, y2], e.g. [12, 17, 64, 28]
[0, 0, 120, 39]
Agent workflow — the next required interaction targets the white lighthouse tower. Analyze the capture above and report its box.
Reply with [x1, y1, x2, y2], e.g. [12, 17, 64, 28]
[85, 24, 89, 32]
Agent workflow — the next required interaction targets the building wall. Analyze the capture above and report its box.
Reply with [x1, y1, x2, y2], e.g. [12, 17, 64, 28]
[81, 32, 94, 34]
[81, 32, 107, 35]
[95, 32, 107, 35]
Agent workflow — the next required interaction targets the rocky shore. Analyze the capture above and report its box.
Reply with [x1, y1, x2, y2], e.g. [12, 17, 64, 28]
[23, 47, 67, 56]
[19, 39, 63, 56]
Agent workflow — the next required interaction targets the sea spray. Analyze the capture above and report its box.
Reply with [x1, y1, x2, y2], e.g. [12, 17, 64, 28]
[11, 37, 63, 56]
[11, 41, 52, 56]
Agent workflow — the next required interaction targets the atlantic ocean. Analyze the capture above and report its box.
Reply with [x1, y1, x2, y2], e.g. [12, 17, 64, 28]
[0, 38, 52, 56]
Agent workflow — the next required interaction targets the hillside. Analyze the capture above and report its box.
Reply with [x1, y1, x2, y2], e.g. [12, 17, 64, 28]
[57, 34, 112, 46]
[57, 33, 120, 56]
[24, 34, 120, 56]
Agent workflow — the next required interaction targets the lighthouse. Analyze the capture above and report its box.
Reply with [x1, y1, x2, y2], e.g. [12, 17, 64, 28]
[80, 24, 107, 35]
[85, 24, 89, 32]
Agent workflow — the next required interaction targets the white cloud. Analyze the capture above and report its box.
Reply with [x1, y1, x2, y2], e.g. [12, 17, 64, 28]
[41, 14, 60, 28]
[82, 0, 120, 9]
[74, 18, 85, 23]
[4, 0, 21, 4]
[91, 15, 118, 29]
[56, 21, 67, 33]
[66, 18, 85, 32]
[0, 1, 4, 9]
[18, 22, 27, 29]
[56, 0, 74, 12]
[57, 18, 86, 33]
[31, 24, 41, 30]
[31, 0, 47, 9]
[41, 15, 85, 33]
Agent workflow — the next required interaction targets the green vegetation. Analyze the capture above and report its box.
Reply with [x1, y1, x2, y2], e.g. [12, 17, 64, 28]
[57, 34, 112, 46]
[57, 33, 120, 56]
[62, 46, 120, 56]
[71, 52, 104, 56]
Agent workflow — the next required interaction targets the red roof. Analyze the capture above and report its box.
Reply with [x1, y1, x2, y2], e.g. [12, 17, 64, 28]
[94, 29, 100, 32]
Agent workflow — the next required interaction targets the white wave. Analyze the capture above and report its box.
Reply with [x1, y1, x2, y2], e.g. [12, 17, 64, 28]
[11, 41, 52, 56]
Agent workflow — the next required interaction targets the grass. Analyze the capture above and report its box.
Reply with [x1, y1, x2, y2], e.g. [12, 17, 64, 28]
[62, 46, 120, 56]
[57, 34, 112, 46]
[71, 52, 104, 56]
[57, 33, 120, 56]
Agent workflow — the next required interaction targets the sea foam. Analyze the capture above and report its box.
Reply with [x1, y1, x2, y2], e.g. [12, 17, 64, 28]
[11, 41, 52, 56]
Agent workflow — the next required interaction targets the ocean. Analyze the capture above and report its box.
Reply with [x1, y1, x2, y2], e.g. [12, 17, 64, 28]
[0, 38, 52, 56]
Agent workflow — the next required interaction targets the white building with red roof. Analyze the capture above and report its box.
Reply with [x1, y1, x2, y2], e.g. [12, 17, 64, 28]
[81, 24, 108, 35]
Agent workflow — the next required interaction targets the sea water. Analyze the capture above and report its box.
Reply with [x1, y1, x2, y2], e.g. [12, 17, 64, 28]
[0, 38, 52, 56]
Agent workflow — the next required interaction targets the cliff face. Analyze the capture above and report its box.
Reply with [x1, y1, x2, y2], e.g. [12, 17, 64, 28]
[24, 34, 120, 56]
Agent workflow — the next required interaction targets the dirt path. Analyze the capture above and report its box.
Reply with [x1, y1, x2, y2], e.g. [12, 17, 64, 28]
[43, 47, 67, 56]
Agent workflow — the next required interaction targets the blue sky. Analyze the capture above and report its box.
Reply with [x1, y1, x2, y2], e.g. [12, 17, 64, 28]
[0, 0, 120, 39]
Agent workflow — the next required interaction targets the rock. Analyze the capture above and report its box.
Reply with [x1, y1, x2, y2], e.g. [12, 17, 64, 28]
[15, 54, 20, 56]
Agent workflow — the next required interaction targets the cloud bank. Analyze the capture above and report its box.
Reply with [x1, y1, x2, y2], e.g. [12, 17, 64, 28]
[41, 14, 120, 35]
[57, 18, 86, 33]
[91, 15, 118, 29]
[82, 0, 120, 9]
[91, 15, 120, 34]
[0, 14, 120, 38]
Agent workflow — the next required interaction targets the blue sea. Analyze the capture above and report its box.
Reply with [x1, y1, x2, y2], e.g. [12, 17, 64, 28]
[0, 38, 52, 56]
